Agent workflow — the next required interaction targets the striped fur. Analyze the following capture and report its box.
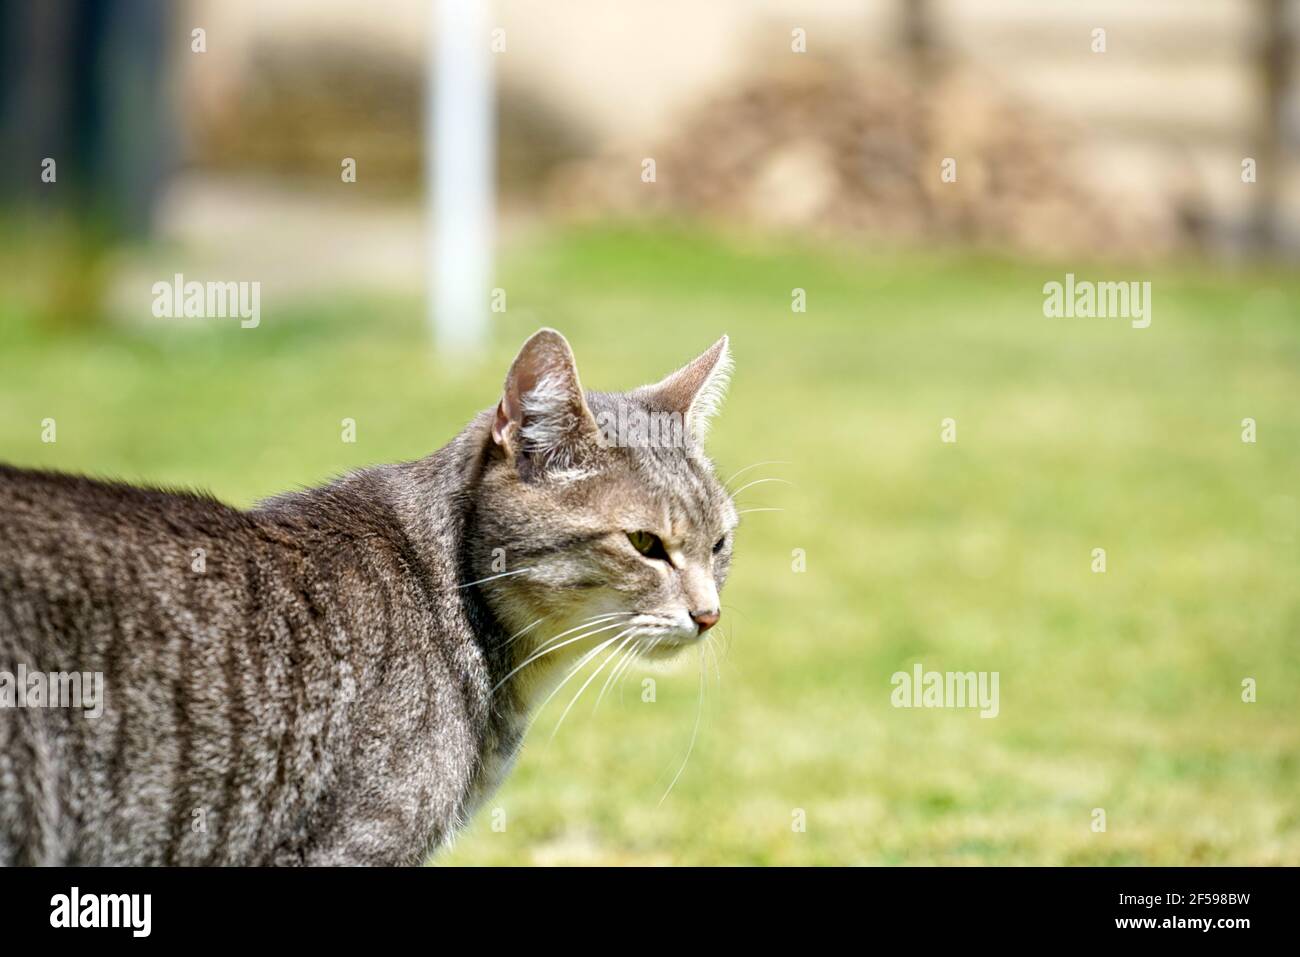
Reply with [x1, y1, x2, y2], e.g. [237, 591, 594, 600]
[0, 331, 734, 865]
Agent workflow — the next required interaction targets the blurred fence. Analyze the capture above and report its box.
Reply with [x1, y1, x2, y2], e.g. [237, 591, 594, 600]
[3, 0, 1296, 275]
[902, 0, 1297, 250]
[175, 0, 1298, 255]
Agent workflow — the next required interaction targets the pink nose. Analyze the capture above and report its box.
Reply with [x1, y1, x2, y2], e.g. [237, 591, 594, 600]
[691, 609, 720, 633]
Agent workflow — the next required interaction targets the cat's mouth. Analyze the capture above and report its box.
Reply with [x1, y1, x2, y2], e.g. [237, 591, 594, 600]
[627, 615, 707, 657]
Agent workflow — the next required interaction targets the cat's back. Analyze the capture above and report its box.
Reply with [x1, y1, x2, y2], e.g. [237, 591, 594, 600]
[0, 465, 265, 864]
[0, 462, 493, 866]
[0, 463, 253, 562]
[0, 464, 263, 652]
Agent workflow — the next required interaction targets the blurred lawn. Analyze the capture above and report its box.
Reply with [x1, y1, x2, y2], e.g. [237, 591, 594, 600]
[2, 225, 1298, 864]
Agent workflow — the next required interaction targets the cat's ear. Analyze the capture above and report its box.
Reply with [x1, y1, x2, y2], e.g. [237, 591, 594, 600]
[492, 328, 599, 469]
[644, 335, 732, 440]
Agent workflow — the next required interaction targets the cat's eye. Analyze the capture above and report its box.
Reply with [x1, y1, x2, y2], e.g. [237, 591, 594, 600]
[627, 531, 669, 561]
[712, 536, 727, 555]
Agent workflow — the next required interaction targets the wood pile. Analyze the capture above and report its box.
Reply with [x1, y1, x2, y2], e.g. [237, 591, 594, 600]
[547, 59, 1183, 259]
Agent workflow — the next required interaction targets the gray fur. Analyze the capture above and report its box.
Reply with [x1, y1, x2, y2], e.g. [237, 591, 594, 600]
[0, 330, 735, 865]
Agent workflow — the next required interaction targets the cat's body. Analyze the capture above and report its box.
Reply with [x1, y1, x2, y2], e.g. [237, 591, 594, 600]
[0, 330, 736, 866]
[0, 418, 523, 865]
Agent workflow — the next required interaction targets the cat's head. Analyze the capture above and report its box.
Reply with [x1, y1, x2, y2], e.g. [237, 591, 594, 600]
[471, 329, 736, 689]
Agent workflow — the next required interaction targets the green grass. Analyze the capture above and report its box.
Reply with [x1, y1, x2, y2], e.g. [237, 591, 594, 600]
[2, 225, 1298, 864]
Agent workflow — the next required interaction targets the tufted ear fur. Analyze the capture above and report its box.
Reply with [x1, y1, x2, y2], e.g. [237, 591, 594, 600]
[492, 329, 600, 473]
[641, 336, 732, 440]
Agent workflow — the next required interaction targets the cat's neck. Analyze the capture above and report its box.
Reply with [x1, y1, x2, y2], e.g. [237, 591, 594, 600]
[388, 411, 492, 577]
[388, 413, 608, 723]
[387, 414, 535, 774]
[386, 412, 528, 698]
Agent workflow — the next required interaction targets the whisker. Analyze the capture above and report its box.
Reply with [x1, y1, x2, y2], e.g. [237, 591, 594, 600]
[494, 616, 545, 650]
[551, 630, 637, 740]
[527, 628, 635, 727]
[724, 459, 791, 488]
[458, 567, 533, 590]
[528, 611, 626, 646]
[658, 652, 706, 806]
[623, 638, 648, 692]
[520, 613, 628, 664]
[703, 643, 714, 723]
[492, 617, 630, 692]
[594, 634, 645, 713]
[720, 602, 749, 621]
[736, 507, 784, 516]
[618, 639, 647, 706]
[527, 612, 625, 648]
[592, 641, 633, 714]
[729, 477, 793, 498]
[720, 620, 735, 659]
[704, 636, 722, 694]
[719, 607, 742, 657]
[525, 631, 631, 738]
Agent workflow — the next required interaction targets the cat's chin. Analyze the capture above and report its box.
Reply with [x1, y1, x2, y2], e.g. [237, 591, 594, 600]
[637, 632, 706, 662]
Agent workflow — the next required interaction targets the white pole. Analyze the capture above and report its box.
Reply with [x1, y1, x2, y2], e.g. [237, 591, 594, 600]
[430, 0, 494, 352]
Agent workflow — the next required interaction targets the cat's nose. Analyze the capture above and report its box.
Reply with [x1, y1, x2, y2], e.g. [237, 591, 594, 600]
[690, 609, 720, 633]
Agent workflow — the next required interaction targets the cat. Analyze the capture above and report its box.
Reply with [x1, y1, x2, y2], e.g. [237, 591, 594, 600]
[0, 329, 736, 866]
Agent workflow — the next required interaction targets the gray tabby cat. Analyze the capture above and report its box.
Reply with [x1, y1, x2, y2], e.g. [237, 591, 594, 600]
[0, 329, 736, 866]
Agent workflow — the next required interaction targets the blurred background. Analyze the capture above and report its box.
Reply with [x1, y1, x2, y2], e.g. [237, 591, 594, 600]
[1, 0, 1297, 864]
